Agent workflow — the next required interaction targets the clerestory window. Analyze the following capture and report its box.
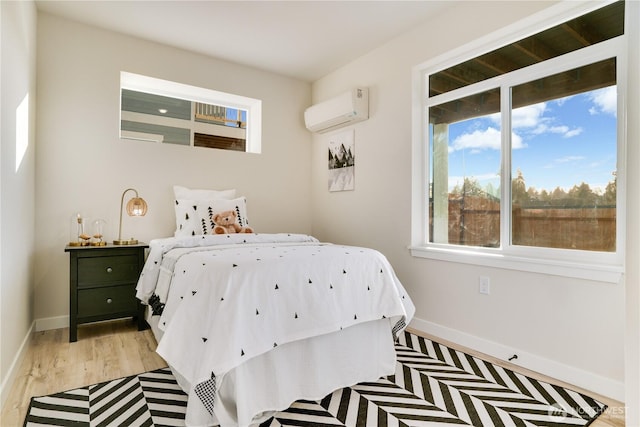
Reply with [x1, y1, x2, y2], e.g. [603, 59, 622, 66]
[119, 72, 262, 153]
[411, 1, 626, 282]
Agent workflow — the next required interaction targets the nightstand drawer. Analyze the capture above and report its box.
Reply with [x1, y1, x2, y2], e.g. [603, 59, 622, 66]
[78, 255, 139, 286]
[77, 285, 137, 317]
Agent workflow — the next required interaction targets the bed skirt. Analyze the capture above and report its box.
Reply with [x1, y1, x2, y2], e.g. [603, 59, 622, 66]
[146, 308, 396, 427]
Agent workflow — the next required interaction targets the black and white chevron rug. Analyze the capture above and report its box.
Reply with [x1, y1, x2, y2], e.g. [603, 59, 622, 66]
[24, 331, 606, 426]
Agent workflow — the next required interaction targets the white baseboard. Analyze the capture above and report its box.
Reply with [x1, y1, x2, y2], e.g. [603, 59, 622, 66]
[0, 320, 34, 410]
[35, 315, 69, 332]
[409, 317, 625, 403]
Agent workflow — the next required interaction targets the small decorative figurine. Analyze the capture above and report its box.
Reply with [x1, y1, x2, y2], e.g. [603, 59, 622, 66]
[79, 232, 91, 246]
[91, 219, 107, 246]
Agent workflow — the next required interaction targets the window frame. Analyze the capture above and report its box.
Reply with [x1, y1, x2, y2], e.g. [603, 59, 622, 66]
[410, 0, 627, 283]
[120, 72, 262, 153]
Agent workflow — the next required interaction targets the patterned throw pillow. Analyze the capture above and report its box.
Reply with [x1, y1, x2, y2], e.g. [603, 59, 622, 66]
[174, 197, 250, 237]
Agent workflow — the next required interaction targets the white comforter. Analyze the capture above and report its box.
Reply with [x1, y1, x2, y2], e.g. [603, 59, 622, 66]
[136, 233, 414, 426]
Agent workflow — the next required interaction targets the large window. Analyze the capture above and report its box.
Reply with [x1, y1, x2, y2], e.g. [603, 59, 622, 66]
[120, 72, 262, 153]
[412, 1, 626, 282]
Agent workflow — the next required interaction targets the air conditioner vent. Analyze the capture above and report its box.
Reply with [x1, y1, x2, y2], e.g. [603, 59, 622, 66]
[304, 88, 369, 133]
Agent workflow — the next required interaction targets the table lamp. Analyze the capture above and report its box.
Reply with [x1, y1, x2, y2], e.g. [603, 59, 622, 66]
[113, 188, 148, 245]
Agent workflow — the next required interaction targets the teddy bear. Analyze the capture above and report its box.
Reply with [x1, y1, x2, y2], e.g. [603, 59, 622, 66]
[212, 210, 254, 234]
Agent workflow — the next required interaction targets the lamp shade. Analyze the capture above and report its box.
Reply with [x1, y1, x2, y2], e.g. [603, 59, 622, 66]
[126, 197, 148, 216]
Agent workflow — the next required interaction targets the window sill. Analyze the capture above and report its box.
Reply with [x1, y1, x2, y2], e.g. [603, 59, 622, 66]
[409, 246, 623, 284]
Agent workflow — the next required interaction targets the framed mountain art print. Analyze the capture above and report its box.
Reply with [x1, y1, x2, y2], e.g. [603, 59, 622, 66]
[328, 129, 355, 192]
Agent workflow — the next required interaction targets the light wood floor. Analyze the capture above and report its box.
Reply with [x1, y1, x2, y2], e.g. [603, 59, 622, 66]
[0, 321, 625, 426]
[0, 319, 167, 426]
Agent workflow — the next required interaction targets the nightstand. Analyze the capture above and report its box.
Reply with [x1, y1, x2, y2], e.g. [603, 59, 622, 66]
[64, 243, 148, 342]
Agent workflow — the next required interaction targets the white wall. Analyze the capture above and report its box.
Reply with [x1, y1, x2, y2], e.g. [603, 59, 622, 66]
[0, 0, 37, 406]
[310, 0, 635, 404]
[34, 13, 312, 327]
[623, 1, 640, 424]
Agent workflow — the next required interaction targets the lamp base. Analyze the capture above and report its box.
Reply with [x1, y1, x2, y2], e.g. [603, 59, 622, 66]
[113, 238, 139, 245]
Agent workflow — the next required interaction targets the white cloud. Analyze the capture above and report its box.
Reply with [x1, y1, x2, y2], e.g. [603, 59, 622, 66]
[451, 127, 500, 152]
[531, 124, 583, 138]
[512, 103, 546, 128]
[490, 103, 548, 129]
[512, 132, 525, 149]
[450, 127, 525, 153]
[563, 128, 583, 138]
[587, 86, 617, 116]
[510, 103, 582, 138]
[450, 91, 591, 155]
[531, 124, 567, 135]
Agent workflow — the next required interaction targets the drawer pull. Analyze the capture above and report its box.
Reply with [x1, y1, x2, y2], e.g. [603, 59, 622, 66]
[106, 298, 113, 304]
[106, 267, 113, 273]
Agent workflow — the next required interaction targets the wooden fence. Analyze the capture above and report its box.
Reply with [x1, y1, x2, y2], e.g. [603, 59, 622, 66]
[430, 196, 616, 252]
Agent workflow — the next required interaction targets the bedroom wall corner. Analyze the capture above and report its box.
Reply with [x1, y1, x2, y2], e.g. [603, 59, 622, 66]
[34, 13, 313, 329]
[0, 0, 38, 409]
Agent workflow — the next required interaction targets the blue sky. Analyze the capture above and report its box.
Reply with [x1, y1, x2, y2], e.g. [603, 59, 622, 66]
[445, 86, 617, 195]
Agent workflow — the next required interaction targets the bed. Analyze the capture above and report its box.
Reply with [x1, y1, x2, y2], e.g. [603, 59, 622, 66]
[135, 188, 415, 427]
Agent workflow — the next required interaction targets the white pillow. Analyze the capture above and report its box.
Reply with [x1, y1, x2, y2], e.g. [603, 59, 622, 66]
[174, 197, 250, 237]
[173, 185, 236, 201]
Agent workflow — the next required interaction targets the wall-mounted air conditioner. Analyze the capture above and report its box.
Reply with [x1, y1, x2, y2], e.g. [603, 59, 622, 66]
[304, 88, 369, 133]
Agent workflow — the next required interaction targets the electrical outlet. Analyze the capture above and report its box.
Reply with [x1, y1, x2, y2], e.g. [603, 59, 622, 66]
[479, 276, 490, 295]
